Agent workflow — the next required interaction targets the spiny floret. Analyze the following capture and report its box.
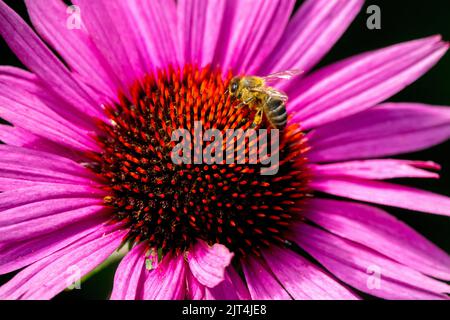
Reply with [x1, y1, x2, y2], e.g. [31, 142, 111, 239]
[91, 65, 310, 256]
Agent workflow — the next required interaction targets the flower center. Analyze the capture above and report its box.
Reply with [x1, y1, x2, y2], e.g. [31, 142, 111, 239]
[91, 65, 310, 256]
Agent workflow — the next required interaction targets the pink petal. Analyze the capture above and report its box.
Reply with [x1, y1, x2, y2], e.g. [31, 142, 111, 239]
[237, 0, 296, 73]
[75, 0, 180, 82]
[0, 215, 108, 275]
[310, 176, 450, 216]
[73, 0, 154, 91]
[126, 0, 180, 70]
[187, 240, 234, 288]
[0, 179, 96, 192]
[0, 145, 96, 177]
[0, 145, 101, 191]
[178, 0, 227, 67]
[293, 224, 450, 299]
[263, 247, 359, 300]
[111, 242, 148, 300]
[0, 125, 80, 159]
[311, 159, 441, 180]
[0, 204, 109, 243]
[288, 36, 449, 129]
[0, 184, 105, 211]
[205, 266, 251, 300]
[242, 256, 291, 300]
[213, 0, 295, 74]
[0, 77, 99, 152]
[0, 197, 104, 227]
[259, 0, 363, 76]
[0, 0, 103, 118]
[0, 66, 98, 130]
[0, 124, 36, 147]
[24, 0, 118, 102]
[0, 179, 90, 192]
[307, 103, 450, 162]
[142, 253, 186, 300]
[305, 199, 450, 280]
[0, 224, 125, 300]
[186, 270, 205, 300]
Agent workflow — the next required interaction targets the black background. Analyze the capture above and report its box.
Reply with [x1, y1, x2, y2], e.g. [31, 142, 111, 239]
[0, 0, 449, 300]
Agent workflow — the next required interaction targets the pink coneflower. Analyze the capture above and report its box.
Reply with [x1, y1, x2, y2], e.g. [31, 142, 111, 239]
[0, 0, 449, 300]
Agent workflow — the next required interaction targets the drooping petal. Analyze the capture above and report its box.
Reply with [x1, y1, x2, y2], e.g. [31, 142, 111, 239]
[304, 199, 450, 280]
[0, 125, 80, 159]
[0, 204, 109, 243]
[141, 253, 186, 300]
[187, 240, 234, 288]
[186, 270, 206, 300]
[24, 0, 118, 102]
[242, 256, 291, 300]
[0, 74, 100, 152]
[0, 66, 97, 130]
[0, 215, 108, 275]
[0, 145, 101, 191]
[0, 125, 36, 147]
[307, 103, 450, 162]
[287, 37, 449, 129]
[0, 196, 104, 227]
[0, 145, 97, 178]
[0, 184, 105, 211]
[310, 176, 450, 216]
[0, 0, 103, 118]
[205, 266, 251, 300]
[111, 242, 148, 300]
[293, 224, 450, 299]
[259, 0, 363, 76]
[0, 176, 98, 193]
[311, 160, 440, 180]
[263, 247, 359, 300]
[213, 0, 296, 74]
[0, 224, 126, 300]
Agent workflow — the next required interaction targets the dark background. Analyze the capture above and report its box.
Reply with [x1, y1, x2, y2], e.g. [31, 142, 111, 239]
[0, 0, 449, 300]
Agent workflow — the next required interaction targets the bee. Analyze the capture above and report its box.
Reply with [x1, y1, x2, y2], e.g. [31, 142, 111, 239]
[227, 70, 301, 130]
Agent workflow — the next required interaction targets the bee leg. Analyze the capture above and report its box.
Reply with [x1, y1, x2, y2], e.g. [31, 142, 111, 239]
[235, 97, 255, 109]
[251, 109, 263, 128]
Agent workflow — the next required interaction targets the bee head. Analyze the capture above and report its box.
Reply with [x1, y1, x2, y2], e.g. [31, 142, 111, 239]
[228, 77, 240, 98]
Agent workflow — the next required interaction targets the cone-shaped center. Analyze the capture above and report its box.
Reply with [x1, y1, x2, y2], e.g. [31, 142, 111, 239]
[91, 65, 310, 256]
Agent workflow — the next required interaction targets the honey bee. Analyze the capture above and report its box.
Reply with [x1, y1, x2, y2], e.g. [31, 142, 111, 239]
[227, 70, 301, 130]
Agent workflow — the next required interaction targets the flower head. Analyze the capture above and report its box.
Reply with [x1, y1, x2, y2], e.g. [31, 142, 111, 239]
[0, 0, 449, 300]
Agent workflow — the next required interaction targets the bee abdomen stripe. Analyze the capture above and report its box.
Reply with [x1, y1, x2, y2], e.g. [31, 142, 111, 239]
[268, 105, 285, 117]
[271, 113, 288, 122]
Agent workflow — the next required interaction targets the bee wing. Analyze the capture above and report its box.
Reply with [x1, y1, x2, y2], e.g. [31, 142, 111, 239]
[249, 87, 289, 102]
[261, 69, 302, 83]
[266, 88, 289, 101]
